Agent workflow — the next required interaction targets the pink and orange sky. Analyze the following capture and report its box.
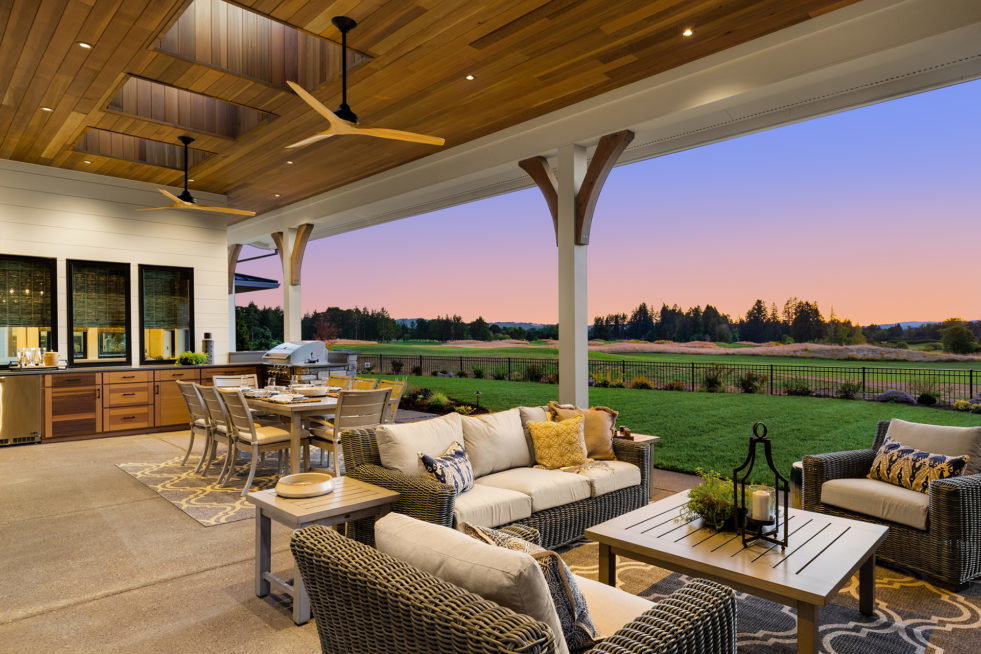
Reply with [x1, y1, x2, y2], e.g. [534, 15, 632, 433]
[237, 79, 980, 326]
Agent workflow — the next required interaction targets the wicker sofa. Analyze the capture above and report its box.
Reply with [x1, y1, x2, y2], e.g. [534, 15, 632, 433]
[291, 520, 736, 654]
[803, 418, 981, 589]
[341, 408, 651, 549]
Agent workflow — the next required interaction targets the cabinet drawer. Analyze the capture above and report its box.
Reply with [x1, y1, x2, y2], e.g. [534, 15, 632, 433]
[104, 383, 152, 407]
[104, 370, 152, 384]
[155, 368, 201, 382]
[49, 373, 100, 388]
[104, 405, 153, 431]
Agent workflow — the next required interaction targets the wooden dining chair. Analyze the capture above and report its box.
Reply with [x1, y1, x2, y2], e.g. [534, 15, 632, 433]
[351, 376, 379, 390]
[376, 378, 407, 423]
[213, 374, 251, 388]
[327, 374, 353, 389]
[177, 380, 214, 473]
[308, 388, 391, 476]
[217, 387, 307, 496]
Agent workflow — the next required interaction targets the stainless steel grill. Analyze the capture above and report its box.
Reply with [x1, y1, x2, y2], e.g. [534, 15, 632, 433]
[262, 341, 357, 384]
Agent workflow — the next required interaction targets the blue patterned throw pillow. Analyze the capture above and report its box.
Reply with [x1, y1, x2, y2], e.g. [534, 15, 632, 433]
[419, 441, 474, 493]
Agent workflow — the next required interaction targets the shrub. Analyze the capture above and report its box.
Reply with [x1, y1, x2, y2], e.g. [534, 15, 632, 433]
[523, 364, 545, 382]
[895, 341, 909, 349]
[417, 387, 433, 400]
[972, 404, 981, 415]
[874, 389, 916, 405]
[454, 404, 476, 416]
[389, 360, 404, 375]
[592, 371, 612, 388]
[664, 379, 686, 391]
[175, 351, 208, 365]
[455, 369, 467, 378]
[701, 364, 728, 393]
[917, 392, 938, 406]
[783, 378, 812, 396]
[953, 400, 972, 411]
[410, 365, 422, 376]
[609, 376, 626, 389]
[491, 366, 506, 380]
[471, 366, 484, 379]
[738, 371, 767, 394]
[630, 375, 654, 390]
[836, 380, 863, 400]
[679, 469, 733, 531]
[427, 392, 450, 411]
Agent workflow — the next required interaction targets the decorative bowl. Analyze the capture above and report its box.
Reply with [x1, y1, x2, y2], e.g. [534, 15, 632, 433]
[275, 472, 334, 498]
[296, 386, 328, 397]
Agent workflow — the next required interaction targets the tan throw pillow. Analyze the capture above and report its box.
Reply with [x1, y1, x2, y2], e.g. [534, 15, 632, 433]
[547, 402, 618, 461]
[527, 415, 588, 469]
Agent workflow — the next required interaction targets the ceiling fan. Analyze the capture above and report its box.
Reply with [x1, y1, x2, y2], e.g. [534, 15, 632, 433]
[285, 16, 445, 149]
[139, 136, 256, 216]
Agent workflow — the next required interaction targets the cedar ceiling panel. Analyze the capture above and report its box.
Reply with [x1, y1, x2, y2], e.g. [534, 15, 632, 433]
[0, 0, 863, 216]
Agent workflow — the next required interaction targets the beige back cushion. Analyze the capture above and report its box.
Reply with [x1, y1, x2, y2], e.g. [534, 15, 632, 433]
[886, 419, 981, 476]
[376, 412, 462, 477]
[375, 512, 569, 654]
[518, 406, 548, 459]
[461, 408, 534, 477]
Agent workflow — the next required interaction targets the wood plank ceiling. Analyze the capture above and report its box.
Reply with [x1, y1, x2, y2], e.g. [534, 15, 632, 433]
[0, 0, 860, 223]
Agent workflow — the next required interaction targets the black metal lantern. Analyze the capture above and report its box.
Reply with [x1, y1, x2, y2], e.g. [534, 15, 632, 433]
[733, 422, 790, 548]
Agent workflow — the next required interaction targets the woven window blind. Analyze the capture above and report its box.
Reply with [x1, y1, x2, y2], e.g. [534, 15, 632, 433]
[142, 267, 191, 330]
[72, 263, 127, 329]
[0, 257, 53, 328]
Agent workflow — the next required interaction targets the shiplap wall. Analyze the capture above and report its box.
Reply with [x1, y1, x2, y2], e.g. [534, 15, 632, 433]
[0, 159, 230, 364]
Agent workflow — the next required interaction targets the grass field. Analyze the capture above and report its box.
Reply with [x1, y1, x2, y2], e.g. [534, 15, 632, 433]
[387, 375, 981, 481]
[346, 342, 980, 370]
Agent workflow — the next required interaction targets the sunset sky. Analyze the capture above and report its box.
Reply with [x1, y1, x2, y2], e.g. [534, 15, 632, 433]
[237, 79, 980, 327]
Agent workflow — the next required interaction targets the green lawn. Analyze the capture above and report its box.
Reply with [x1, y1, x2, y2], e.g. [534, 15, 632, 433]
[388, 375, 981, 482]
[346, 342, 980, 371]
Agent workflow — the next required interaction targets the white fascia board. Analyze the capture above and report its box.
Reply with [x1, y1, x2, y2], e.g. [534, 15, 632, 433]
[229, 0, 981, 248]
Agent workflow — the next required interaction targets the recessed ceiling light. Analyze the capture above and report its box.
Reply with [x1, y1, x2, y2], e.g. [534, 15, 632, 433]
[274, 194, 281, 198]
[78, 42, 92, 49]
[41, 107, 53, 112]
[188, 178, 194, 182]
[682, 27, 694, 37]
[465, 74, 475, 81]
[83, 160, 91, 164]
[286, 160, 294, 165]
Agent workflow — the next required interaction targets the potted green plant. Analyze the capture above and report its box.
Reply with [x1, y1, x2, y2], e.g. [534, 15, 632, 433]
[680, 468, 734, 531]
[175, 351, 209, 366]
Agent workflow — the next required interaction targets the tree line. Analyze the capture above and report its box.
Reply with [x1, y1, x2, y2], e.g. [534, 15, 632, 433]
[235, 300, 979, 354]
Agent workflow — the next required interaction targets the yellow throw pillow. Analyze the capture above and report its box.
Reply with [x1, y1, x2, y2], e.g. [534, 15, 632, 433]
[868, 436, 968, 493]
[547, 401, 618, 460]
[527, 415, 588, 469]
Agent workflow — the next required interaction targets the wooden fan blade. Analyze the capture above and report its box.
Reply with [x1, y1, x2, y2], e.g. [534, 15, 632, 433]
[285, 131, 335, 149]
[186, 204, 257, 217]
[287, 80, 344, 127]
[136, 206, 177, 211]
[353, 126, 445, 146]
[156, 188, 183, 203]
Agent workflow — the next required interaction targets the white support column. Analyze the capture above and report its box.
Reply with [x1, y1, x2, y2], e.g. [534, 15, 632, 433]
[557, 144, 588, 406]
[280, 228, 302, 343]
[228, 293, 237, 352]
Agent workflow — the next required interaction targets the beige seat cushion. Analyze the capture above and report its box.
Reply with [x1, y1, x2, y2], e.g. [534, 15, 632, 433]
[376, 412, 462, 477]
[575, 575, 655, 638]
[238, 425, 292, 446]
[453, 483, 533, 528]
[461, 408, 534, 477]
[886, 419, 981, 475]
[476, 467, 591, 512]
[578, 461, 642, 497]
[375, 512, 569, 654]
[822, 478, 930, 530]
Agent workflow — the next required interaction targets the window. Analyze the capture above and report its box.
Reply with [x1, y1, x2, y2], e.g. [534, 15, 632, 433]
[68, 260, 131, 366]
[0, 255, 57, 365]
[139, 265, 193, 363]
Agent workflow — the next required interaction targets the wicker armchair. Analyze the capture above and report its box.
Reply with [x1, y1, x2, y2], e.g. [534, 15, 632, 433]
[291, 524, 737, 654]
[341, 425, 651, 549]
[802, 419, 981, 589]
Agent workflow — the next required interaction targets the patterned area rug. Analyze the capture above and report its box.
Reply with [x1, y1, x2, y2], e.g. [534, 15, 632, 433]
[118, 449, 332, 527]
[561, 541, 981, 653]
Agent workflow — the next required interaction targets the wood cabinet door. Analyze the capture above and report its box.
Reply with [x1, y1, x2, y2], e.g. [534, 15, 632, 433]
[155, 380, 190, 427]
[46, 386, 102, 438]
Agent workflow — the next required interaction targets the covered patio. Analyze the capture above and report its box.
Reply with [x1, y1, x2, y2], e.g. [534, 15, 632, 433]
[2, 0, 981, 652]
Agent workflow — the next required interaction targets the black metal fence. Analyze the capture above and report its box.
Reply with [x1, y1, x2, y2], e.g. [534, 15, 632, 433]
[358, 353, 979, 404]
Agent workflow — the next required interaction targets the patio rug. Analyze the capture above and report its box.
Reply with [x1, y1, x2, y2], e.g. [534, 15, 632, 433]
[561, 541, 981, 654]
[117, 449, 333, 527]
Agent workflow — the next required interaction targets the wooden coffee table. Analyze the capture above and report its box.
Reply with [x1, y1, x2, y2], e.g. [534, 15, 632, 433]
[247, 477, 400, 625]
[585, 491, 888, 653]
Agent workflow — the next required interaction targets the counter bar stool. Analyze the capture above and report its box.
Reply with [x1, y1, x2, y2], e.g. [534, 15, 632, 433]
[307, 388, 391, 476]
[177, 380, 214, 472]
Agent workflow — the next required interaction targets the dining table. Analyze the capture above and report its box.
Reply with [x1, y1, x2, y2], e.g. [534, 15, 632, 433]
[245, 394, 338, 475]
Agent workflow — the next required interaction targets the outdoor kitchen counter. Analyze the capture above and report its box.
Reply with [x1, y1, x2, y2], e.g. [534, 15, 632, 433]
[0, 363, 259, 376]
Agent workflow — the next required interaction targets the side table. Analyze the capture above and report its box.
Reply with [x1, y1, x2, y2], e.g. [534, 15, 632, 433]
[246, 477, 400, 625]
[616, 433, 660, 500]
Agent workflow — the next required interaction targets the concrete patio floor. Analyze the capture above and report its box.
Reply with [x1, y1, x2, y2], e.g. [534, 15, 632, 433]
[0, 430, 697, 653]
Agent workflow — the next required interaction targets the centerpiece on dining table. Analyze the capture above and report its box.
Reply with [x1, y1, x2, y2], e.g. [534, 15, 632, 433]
[732, 422, 790, 548]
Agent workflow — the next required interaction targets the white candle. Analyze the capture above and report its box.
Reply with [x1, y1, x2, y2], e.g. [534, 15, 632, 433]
[752, 490, 771, 521]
